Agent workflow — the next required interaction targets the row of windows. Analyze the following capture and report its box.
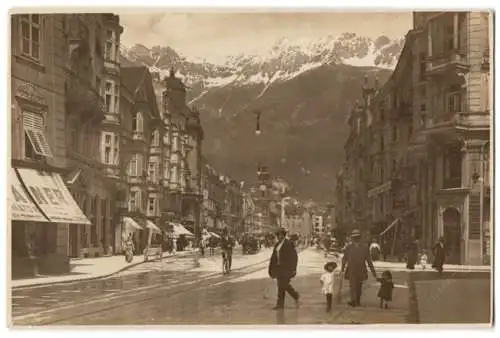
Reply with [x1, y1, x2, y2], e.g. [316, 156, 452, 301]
[18, 14, 120, 64]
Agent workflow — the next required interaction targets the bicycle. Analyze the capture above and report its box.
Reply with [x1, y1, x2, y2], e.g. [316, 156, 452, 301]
[222, 249, 232, 274]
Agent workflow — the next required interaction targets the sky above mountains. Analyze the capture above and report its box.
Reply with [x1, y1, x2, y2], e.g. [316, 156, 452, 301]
[119, 11, 413, 64]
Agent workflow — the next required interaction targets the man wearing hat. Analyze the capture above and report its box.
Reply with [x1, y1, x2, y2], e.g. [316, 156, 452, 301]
[268, 227, 300, 309]
[341, 229, 378, 307]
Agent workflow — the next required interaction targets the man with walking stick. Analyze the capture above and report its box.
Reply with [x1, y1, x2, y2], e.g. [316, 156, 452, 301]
[341, 229, 378, 307]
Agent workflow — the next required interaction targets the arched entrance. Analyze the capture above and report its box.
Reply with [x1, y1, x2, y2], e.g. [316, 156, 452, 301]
[443, 208, 461, 264]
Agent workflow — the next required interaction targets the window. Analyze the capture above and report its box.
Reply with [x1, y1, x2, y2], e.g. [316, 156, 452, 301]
[128, 190, 141, 212]
[105, 29, 119, 62]
[447, 92, 463, 113]
[408, 124, 413, 140]
[128, 154, 143, 177]
[23, 111, 53, 158]
[148, 161, 158, 183]
[152, 130, 160, 147]
[170, 165, 177, 183]
[392, 126, 398, 142]
[164, 158, 170, 180]
[132, 112, 143, 133]
[104, 80, 119, 114]
[100, 132, 119, 165]
[103, 133, 112, 164]
[148, 197, 156, 216]
[380, 135, 385, 152]
[20, 14, 41, 60]
[172, 133, 179, 151]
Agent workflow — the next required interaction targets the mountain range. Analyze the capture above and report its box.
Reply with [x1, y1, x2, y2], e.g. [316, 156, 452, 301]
[120, 33, 403, 202]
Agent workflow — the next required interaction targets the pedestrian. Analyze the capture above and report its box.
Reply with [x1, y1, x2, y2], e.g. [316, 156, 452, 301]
[420, 249, 429, 270]
[369, 238, 381, 261]
[432, 237, 446, 274]
[341, 229, 378, 307]
[377, 270, 394, 309]
[268, 227, 300, 310]
[320, 262, 338, 312]
[406, 239, 419, 270]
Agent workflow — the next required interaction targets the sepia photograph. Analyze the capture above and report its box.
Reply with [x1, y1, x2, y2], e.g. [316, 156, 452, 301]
[5, 6, 493, 327]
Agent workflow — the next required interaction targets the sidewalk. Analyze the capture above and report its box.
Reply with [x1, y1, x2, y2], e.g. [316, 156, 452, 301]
[11, 250, 197, 289]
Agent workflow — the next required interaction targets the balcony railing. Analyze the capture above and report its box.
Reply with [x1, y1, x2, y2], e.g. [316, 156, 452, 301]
[132, 131, 144, 141]
[426, 50, 469, 76]
[443, 176, 461, 189]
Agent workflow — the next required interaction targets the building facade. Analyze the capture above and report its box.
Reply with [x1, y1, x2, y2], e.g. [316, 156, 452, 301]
[10, 14, 113, 276]
[336, 11, 492, 265]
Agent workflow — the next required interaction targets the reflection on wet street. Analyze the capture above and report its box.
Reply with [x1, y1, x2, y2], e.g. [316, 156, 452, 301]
[11, 248, 414, 325]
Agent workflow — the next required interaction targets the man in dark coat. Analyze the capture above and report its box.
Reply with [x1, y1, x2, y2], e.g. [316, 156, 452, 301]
[341, 229, 378, 307]
[268, 228, 300, 309]
[432, 237, 446, 274]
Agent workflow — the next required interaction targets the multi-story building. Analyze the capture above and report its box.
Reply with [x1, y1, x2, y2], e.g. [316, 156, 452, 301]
[337, 11, 492, 265]
[10, 14, 116, 277]
[119, 65, 162, 252]
[222, 177, 244, 235]
[201, 161, 225, 230]
[241, 192, 257, 234]
[313, 215, 325, 237]
[409, 11, 491, 265]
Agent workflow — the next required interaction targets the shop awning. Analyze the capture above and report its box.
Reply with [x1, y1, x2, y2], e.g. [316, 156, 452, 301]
[10, 168, 50, 222]
[380, 219, 399, 236]
[146, 220, 161, 234]
[16, 168, 90, 225]
[170, 223, 194, 237]
[209, 232, 220, 238]
[123, 217, 143, 232]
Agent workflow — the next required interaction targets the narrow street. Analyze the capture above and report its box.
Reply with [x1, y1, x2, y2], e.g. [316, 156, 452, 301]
[12, 247, 490, 326]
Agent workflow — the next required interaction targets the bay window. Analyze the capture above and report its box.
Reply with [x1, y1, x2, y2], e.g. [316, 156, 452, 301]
[104, 29, 119, 62]
[101, 132, 119, 165]
[20, 14, 41, 61]
[104, 80, 119, 114]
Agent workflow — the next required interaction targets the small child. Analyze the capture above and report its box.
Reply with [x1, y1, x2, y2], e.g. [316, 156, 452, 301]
[420, 250, 429, 270]
[377, 270, 394, 309]
[320, 261, 338, 312]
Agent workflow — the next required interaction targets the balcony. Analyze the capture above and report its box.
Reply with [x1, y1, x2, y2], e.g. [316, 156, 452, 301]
[103, 164, 120, 179]
[443, 176, 461, 189]
[102, 112, 120, 126]
[425, 50, 470, 78]
[149, 145, 161, 156]
[423, 112, 490, 137]
[132, 131, 145, 141]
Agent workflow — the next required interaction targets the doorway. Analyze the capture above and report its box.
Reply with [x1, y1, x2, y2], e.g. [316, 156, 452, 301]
[443, 208, 462, 264]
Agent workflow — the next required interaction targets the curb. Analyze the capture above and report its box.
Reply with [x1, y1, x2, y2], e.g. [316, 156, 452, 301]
[12, 251, 198, 290]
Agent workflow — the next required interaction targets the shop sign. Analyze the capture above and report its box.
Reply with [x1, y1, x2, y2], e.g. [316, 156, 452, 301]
[10, 168, 49, 222]
[16, 168, 91, 224]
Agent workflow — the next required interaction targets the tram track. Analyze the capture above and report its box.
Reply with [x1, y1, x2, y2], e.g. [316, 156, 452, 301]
[12, 257, 271, 326]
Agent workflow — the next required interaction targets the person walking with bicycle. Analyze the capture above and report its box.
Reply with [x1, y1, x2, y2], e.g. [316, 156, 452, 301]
[220, 228, 234, 274]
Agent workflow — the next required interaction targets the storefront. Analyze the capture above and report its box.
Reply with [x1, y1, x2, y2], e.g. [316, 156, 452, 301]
[11, 168, 90, 278]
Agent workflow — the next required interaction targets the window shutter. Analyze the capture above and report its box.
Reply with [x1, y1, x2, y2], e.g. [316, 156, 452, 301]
[23, 111, 53, 158]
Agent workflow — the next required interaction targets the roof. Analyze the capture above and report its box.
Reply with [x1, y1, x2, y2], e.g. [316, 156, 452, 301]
[121, 66, 160, 118]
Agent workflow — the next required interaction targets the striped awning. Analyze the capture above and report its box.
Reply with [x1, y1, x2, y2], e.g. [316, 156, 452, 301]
[146, 220, 161, 234]
[123, 217, 142, 232]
